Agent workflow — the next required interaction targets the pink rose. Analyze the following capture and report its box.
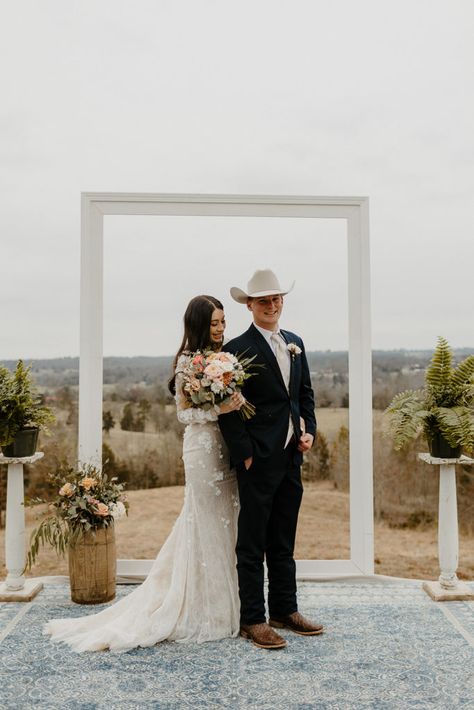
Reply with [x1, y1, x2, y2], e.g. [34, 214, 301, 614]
[59, 483, 75, 497]
[204, 362, 224, 380]
[95, 503, 109, 517]
[192, 355, 204, 372]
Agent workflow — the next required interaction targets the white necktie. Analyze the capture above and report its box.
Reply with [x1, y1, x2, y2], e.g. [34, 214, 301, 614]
[270, 332, 290, 390]
[270, 332, 294, 447]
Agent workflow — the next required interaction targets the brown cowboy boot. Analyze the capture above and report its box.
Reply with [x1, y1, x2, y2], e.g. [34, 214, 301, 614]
[269, 611, 324, 636]
[240, 622, 287, 649]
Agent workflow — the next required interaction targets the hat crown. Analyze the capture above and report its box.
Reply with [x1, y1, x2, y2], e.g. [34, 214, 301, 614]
[247, 269, 282, 295]
[230, 269, 295, 304]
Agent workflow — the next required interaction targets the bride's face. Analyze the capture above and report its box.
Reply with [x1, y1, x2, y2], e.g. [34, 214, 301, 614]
[209, 308, 226, 346]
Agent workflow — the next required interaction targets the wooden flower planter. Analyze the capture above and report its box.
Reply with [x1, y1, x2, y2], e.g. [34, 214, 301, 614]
[68, 524, 116, 604]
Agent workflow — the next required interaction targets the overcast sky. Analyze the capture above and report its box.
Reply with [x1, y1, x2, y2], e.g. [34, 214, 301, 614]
[1, 1, 473, 358]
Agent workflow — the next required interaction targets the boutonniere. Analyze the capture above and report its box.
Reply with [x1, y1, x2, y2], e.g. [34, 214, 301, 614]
[287, 342, 302, 358]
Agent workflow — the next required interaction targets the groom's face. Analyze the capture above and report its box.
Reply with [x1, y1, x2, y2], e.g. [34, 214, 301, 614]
[247, 295, 283, 330]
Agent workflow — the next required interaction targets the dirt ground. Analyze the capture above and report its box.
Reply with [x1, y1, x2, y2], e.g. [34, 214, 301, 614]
[1, 481, 473, 581]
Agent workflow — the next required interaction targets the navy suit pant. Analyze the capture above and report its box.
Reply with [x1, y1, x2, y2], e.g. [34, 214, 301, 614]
[235, 443, 303, 625]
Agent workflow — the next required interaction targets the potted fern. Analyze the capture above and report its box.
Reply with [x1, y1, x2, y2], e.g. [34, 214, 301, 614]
[0, 360, 55, 457]
[385, 337, 474, 458]
[24, 462, 129, 603]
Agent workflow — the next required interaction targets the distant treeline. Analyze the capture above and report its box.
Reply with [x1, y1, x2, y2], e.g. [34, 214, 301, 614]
[2, 348, 473, 388]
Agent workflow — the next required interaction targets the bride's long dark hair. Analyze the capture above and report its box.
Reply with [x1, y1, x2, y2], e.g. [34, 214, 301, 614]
[168, 295, 224, 395]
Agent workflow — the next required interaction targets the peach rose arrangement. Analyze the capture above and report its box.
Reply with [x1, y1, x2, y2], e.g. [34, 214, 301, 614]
[179, 350, 260, 420]
[24, 462, 129, 571]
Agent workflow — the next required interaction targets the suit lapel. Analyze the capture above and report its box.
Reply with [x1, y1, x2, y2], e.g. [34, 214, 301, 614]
[280, 329, 295, 393]
[248, 323, 287, 391]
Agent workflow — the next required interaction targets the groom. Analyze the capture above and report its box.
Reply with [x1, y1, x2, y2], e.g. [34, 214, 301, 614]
[218, 269, 324, 650]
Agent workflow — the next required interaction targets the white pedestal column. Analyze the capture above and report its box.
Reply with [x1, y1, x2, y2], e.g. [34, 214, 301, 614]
[5, 462, 27, 590]
[0, 453, 44, 602]
[437, 464, 459, 588]
[418, 453, 474, 602]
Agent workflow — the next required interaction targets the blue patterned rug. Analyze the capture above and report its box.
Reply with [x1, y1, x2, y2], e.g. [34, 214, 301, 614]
[1, 580, 473, 709]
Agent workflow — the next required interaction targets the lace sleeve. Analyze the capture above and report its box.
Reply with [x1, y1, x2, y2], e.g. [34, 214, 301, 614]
[175, 354, 219, 424]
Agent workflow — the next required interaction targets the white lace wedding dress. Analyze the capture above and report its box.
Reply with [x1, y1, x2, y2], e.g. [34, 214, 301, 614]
[43, 354, 240, 652]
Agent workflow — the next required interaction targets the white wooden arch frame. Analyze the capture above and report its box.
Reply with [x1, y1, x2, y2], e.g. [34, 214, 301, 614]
[80, 193, 373, 579]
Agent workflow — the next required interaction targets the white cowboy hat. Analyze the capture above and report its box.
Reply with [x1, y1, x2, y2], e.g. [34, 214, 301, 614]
[230, 269, 295, 304]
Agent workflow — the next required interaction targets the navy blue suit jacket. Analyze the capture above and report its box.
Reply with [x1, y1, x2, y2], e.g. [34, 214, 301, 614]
[218, 324, 316, 468]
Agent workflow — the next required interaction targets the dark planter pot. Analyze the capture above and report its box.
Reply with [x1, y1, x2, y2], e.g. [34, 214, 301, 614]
[2, 427, 39, 457]
[428, 431, 462, 459]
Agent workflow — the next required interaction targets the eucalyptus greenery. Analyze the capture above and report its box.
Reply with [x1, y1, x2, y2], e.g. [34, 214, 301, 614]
[24, 463, 129, 572]
[0, 359, 55, 448]
[385, 336, 474, 453]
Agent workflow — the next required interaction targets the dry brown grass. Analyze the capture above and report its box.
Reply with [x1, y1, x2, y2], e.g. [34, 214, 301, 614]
[316, 407, 349, 439]
[105, 407, 349, 454]
[2, 480, 472, 581]
[2, 406, 472, 582]
[105, 428, 170, 458]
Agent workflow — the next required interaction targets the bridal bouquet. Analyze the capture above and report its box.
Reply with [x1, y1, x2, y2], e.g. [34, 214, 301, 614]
[180, 350, 258, 420]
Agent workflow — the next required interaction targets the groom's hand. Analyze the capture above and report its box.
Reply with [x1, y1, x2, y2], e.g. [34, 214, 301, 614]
[244, 456, 253, 470]
[298, 433, 314, 452]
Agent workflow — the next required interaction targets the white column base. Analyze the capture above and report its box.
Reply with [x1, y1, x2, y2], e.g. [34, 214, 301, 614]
[423, 580, 474, 602]
[0, 579, 44, 602]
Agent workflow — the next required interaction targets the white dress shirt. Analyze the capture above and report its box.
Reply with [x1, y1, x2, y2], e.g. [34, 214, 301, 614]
[253, 323, 294, 447]
[253, 324, 290, 365]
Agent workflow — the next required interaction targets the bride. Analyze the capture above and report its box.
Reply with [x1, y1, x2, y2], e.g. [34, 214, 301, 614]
[44, 295, 244, 652]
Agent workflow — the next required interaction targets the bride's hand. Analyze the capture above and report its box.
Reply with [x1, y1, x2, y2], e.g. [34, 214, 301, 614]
[218, 392, 245, 414]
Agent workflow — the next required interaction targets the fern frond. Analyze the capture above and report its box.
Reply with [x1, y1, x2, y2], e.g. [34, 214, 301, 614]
[385, 391, 427, 450]
[462, 381, 474, 405]
[425, 336, 452, 396]
[385, 339, 474, 453]
[434, 406, 474, 451]
[449, 381, 474, 408]
[450, 355, 474, 391]
[384, 389, 424, 414]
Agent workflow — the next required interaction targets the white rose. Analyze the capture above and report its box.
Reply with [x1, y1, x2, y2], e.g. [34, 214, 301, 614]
[287, 342, 302, 355]
[110, 501, 126, 520]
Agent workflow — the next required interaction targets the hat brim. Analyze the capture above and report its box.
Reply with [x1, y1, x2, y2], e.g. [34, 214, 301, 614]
[230, 281, 295, 304]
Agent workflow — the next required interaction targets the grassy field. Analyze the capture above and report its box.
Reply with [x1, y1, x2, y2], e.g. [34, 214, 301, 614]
[106, 406, 351, 456]
[2, 406, 472, 582]
[2, 480, 473, 582]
